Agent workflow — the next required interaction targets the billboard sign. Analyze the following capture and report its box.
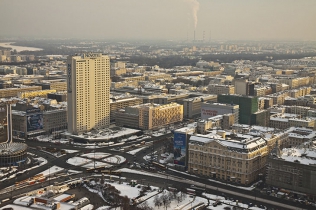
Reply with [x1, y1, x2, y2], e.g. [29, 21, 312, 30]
[173, 132, 186, 166]
[27, 113, 43, 132]
[201, 108, 219, 119]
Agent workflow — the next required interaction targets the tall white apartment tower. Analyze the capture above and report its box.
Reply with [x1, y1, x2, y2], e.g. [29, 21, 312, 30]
[67, 53, 110, 134]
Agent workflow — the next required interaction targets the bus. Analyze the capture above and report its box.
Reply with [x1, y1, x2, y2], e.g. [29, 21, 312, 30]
[86, 166, 105, 173]
[73, 197, 90, 209]
[152, 162, 166, 170]
[100, 170, 122, 176]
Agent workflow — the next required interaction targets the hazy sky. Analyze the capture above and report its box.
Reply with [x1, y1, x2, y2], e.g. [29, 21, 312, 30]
[0, 0, 315, 41]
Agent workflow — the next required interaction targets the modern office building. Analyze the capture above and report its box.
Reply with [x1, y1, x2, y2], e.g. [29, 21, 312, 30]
[217, 94, 258, 124]
[67, 53, 110, 135]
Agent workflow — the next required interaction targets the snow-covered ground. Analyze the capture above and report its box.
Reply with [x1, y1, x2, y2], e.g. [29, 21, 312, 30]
[106, 182, 141, 198]
[168, 168, 256, 191]
[74, 127, 140, 140]
[85, 145, 103, 149]
[159, 153, 174, 164]
[81, 152, 111, 159]
[81, 161, 112, 169]
[64, 149, 79, 154]
[66, 157, 91, 166]
[127, 147, 146, 155]
[96, 206, 111, 210]
[103, 155, 126, 164]
[38, 166, 64, 177]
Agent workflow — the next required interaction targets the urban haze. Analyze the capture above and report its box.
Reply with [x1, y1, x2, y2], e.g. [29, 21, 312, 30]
[0, 0, 316, 210]
[0, 0, 316, 41]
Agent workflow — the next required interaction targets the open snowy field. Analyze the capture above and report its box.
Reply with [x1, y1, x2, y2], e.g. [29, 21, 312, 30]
[66, 157, 91, 166]
[103, 155, 126, 164]
[81, 152, 111, 159]
[81, 161, 112, 169]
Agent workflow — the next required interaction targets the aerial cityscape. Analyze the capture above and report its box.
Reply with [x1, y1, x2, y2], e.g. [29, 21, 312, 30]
[0, 0, 316, 210]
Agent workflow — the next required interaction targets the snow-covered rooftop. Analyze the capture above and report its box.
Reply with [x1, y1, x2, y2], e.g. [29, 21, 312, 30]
[280, 147, 316, 165]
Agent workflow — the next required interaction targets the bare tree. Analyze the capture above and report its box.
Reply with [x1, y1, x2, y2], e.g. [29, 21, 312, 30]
[154, 195, 161, 208]
[161, 192, 171, 209]
[137, 201, 153, 210]
[180, 191, 187, 200]
[121, 196, 130, 210]
[168, 191, 175, 200]
[176, 193, 182, 203]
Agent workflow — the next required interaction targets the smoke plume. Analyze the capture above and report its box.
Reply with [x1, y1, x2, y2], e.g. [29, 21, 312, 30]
[186, 0, 200, 29]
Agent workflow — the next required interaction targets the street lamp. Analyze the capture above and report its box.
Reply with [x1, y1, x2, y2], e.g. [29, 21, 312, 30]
[94, 143, 98, 170]
[49, 166, 51, 185]
[11, 177, 17, 199]
[107, 127, 110, 147]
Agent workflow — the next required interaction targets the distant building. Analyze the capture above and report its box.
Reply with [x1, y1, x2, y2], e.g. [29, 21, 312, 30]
[0, 86, 42, 98]
[116, 103, 183, 130]
[47, 92, 67, 102]
[183, 95, 217, 118]
[251, 110, 270, 127]
[201, 102, 239, 124]
[208, 84, 235, 95]
[217, 94, 258, 125]
[266, 142, 316, 197]
[110, 97, 143, 121]
[269, 115, 315, 130]
[142, 94, 189, 105]
[234, 78, 254, 96]
[39, 81, 67, 92]
[197, 114, 235, 134]
[283, 127, 316, 148]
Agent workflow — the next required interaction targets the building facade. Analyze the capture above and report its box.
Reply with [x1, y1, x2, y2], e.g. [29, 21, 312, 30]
[208, 84, 235, 95]
[110, 97, 143, 121]
[67, 53, 110, 134]
[116, 103, 183, 130]
[201, 102, 239, 124]
[188, 131, 268, 185]
[183, 95, 217, 118]
[266, 146, 316, 197]
[217, 94, 258, 125]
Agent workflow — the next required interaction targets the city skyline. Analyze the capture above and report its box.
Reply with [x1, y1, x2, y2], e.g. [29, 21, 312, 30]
[0, 0, 315, 41]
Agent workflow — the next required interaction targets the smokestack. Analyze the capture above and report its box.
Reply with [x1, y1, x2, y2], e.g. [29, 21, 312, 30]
[194, 30, 196, 41]
[203, 31, 205, 42]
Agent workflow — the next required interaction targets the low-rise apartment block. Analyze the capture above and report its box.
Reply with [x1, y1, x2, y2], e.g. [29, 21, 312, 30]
[116, 103, 183, 130]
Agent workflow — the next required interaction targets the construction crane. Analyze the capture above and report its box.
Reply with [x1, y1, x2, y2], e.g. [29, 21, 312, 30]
[0, 98, 18, 143]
